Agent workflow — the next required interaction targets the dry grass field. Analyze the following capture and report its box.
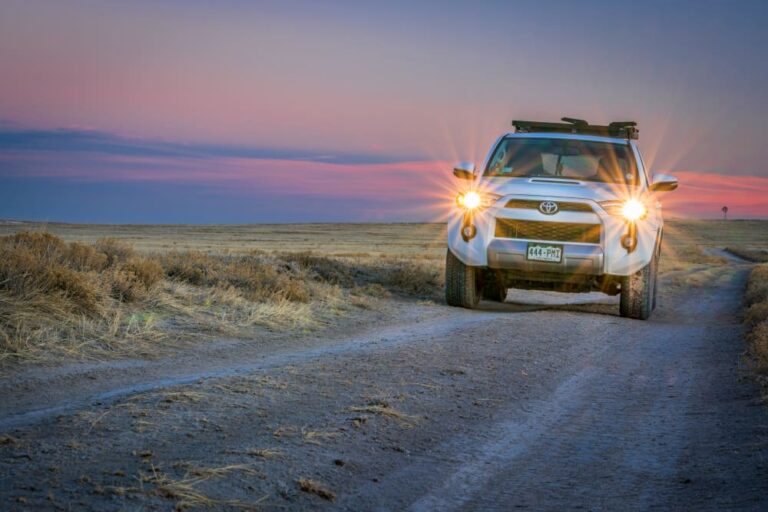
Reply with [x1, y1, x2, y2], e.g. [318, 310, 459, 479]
[0, 223, 445, 364]
[0, 221, 448, 258]
[2, 218, 767, 259]
[0, 219, 766, 365]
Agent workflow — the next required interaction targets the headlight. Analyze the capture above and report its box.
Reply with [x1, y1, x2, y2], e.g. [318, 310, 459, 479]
[462, 191, 482, 209]
[621, 199, 647, 221]
[456, 192, 501, 210]
[599, 199, 648, 221]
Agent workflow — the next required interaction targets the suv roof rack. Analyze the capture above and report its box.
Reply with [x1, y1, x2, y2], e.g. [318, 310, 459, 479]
[512, 117, 639, 140]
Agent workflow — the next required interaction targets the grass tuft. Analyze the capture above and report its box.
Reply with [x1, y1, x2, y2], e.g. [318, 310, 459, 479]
[745, 264, 768, 374]
[297, 478, 336, 501]
[245, 448, 282, 459]
[145, 463, 262, 511]
[348, 402, 420, 426]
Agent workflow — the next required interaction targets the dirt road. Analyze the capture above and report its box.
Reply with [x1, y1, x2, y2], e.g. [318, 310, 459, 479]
[2, 262, 767, 511]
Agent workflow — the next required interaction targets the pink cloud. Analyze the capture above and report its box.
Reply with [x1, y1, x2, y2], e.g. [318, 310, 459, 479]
[3, 144, 767, 220]
[660, 171, 768, 218]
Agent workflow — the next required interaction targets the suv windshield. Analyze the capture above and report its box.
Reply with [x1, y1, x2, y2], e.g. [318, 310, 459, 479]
[485, 138, 638, 184]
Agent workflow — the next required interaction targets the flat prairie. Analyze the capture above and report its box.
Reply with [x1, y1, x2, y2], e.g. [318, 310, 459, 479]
[0, 218, 766, 365]
[0, 221, 448, 258]
[1, 219, 766, 258]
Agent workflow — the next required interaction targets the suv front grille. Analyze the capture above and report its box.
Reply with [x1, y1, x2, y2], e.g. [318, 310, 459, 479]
[504, 199, 594, 213]
[495, 219, 601, 244]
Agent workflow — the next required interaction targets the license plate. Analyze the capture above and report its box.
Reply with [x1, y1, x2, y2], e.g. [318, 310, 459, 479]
[526, 243, 563, 263]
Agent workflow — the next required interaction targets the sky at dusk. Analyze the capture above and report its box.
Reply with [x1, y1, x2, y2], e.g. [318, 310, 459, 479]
[1, 0, 767, 223]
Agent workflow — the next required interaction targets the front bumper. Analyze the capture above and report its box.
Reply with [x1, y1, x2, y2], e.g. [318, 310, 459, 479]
[447, 195, 659, 277]
[487, 239, 603, 274]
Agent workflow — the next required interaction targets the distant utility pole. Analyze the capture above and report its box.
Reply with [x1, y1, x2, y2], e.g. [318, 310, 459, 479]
[722, 206, 729, 220]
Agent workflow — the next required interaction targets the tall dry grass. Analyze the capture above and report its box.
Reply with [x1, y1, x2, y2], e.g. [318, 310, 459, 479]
[0, 232, 442, 363]
[745, 264, 768, 374]
[0, 233, 165, 360]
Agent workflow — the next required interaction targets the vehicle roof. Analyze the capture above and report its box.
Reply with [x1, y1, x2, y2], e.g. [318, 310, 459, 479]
[502, 132, 632, 145]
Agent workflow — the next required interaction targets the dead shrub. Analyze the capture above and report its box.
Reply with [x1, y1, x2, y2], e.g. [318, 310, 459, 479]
[0, 246, 43, 296]
[107, 259, 163, 303]
[94, 237, 136, 266]
[745, 265, 768, 305]
[281, 252, 355, 286]
[271, 275, 311, 302]
[162, 251, 217, 286]
[123, 259, 163, 290]
[748, 322, 768, 372]
[161, 251, 312, 303]
[0, 232, 158, 360]
[108, 269, 146, 303]
[384, 261, 442, 296]
[745, 264, 768, 374]
[0, 244, 103, 315]
[48, 266, 104, 314]
[67, 242, 108, 271]
[1, 231, 67, 262]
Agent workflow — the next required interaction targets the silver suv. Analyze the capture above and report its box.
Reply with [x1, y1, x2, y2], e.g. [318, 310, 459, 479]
[445, 118, 678, 320]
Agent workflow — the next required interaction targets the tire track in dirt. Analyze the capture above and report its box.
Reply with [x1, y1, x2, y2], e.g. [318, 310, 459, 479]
[0, 307, 505, 431]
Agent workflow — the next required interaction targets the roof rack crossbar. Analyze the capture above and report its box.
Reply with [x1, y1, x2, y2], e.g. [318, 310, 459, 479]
[512, 117, 639, 140]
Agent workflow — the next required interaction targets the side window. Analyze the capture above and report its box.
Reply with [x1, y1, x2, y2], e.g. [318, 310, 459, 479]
[487, 140, 509, 174]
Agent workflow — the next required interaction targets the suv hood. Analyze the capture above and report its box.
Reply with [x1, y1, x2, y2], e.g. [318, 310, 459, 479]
[483, 177, 641, 203]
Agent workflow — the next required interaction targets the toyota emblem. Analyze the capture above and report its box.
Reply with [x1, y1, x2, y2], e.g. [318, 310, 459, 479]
[539, 201, 559, 215]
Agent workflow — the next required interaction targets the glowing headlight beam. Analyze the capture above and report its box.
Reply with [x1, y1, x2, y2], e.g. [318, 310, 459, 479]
[462, 191, 481, 210]
[456, 191, 501, 210]
[622, 198, 647, 221]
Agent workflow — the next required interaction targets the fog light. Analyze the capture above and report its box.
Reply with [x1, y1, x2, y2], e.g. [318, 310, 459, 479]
[621, 234, 637, 251]
[462, 224, 477, 240]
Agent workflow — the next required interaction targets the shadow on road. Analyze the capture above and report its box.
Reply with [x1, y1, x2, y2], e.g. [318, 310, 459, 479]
[475, 289, 621, 318]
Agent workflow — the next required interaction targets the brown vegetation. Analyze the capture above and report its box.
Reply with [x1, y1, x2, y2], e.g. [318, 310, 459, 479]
[0, 232, 442, 363]
[2, 220, 764, 364]
[745, 264, 768, 373]
[143, 463, 262, 510]
[0, 233, 165, 361]
[726, 247, 768, 263]
[297, 478, 336, 501]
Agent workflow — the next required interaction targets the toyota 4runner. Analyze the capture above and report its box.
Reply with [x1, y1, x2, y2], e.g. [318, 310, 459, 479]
[445, 117, 678, 320]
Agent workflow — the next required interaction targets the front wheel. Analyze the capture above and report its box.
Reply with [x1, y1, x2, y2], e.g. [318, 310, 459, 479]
[482, 270, 507, 303]
[445, 249, 482, 308]
[619, 252, 658, 320]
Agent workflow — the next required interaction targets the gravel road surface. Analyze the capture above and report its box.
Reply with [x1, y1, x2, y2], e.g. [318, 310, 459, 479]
[1, 262, 766, 510]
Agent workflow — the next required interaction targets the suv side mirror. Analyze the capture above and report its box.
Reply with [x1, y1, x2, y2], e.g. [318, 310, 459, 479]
[650, 174, 678, 192]
[453, 162, 476, 180]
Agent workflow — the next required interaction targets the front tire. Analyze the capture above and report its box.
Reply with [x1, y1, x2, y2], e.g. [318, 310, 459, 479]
[445, 249, 482, 308]
[482, 270, 507, 303]
[620, 252, 658, 320]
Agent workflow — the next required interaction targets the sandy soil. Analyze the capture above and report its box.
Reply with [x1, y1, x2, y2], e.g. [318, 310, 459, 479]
[1, 261, 767, 510]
